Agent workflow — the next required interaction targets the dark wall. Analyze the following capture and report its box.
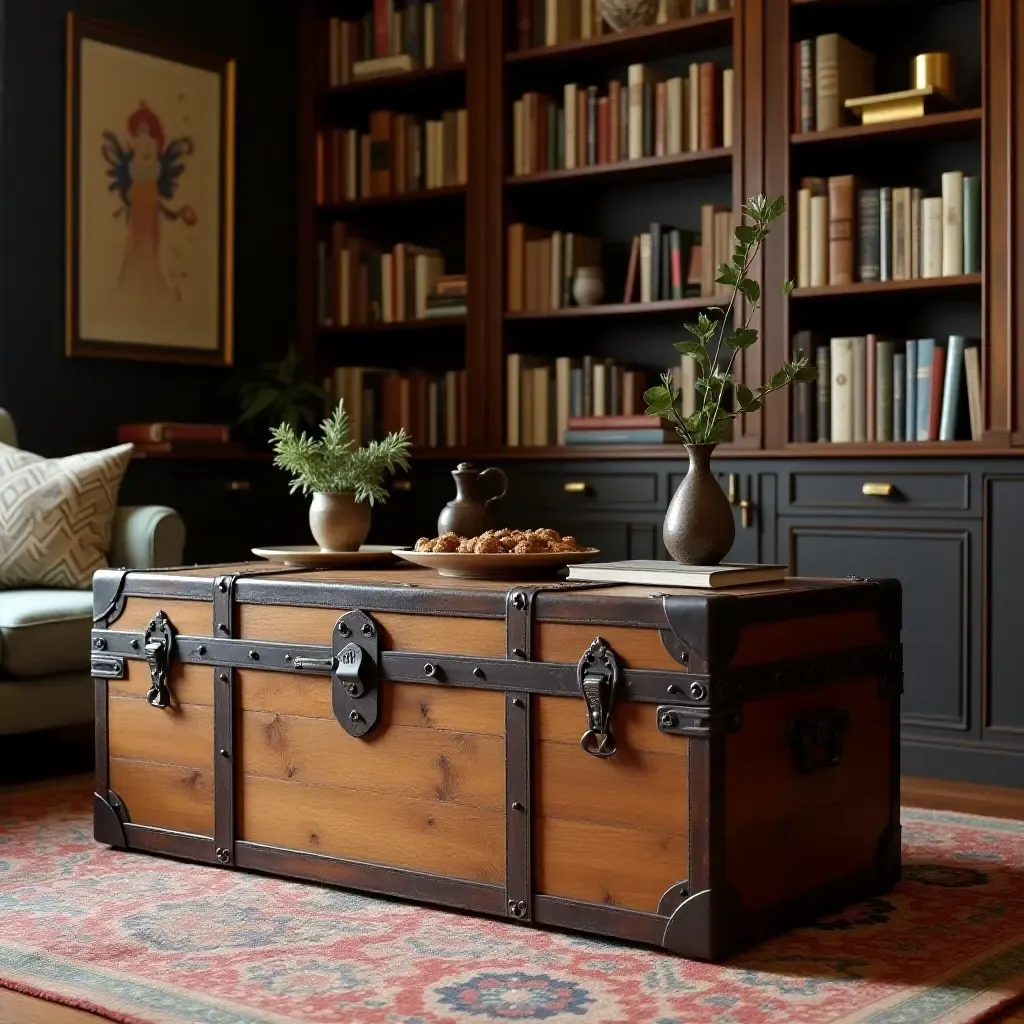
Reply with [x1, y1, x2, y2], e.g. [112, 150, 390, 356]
[0, 0, 298, 455]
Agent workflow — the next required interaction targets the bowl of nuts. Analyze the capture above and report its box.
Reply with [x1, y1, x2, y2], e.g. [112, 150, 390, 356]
[393, 529, 599, 578]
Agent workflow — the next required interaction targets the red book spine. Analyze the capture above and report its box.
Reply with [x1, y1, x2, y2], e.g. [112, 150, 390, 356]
[314, 132, 326, 206]
[866, 334, 877, 442]
[928, 344, 946, 441]
[670, 241, 683, 295]
[569, 415, 666, 430]
[699, 62, 719, 150]
[577, 91, 587, 168]
[374, 0, 389, 57]
[655, 81, 667, 156]
[597, 97, 610, 164]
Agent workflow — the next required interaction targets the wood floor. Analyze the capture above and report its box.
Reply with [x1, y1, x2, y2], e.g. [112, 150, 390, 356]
[0, 776, 1022, 1023]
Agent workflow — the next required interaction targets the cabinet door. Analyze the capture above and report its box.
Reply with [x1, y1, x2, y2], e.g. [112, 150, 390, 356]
[783, 519, 978, 738]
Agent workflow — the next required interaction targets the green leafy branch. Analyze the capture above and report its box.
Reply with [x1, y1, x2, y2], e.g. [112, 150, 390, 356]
[645, 195, 817, 445]
[271, 401, 411, 505]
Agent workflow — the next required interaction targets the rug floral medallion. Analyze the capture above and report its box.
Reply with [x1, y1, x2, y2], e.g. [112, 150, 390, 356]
[1, 782, 1023, 1024]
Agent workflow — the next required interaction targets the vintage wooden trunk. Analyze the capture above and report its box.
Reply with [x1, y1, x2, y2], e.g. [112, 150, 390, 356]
[91, 564, 902, 960]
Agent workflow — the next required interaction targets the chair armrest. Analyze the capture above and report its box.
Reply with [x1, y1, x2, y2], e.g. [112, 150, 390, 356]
[109, 506, 187, 570]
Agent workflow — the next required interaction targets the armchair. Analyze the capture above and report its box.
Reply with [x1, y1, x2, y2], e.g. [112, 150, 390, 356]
[0, 408, 186, 736]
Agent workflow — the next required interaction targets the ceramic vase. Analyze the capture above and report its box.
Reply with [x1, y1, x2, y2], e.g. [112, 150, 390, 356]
[572, 266, 605, 307]
[309, 492, 371, 552]
[598, 0, 659, 31]
[663, 444, 735, 565]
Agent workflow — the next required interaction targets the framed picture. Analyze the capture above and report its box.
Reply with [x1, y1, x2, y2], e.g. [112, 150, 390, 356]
[65, 14, 235, 365]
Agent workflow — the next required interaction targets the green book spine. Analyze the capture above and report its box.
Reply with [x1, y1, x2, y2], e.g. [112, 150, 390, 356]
[963, 176, 981, 275]
[643, 81, 654, 157]
[876, 339, 894, 442]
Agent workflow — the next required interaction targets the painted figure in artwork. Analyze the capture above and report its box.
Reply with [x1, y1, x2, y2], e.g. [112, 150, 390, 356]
[101, 101, 197, 308]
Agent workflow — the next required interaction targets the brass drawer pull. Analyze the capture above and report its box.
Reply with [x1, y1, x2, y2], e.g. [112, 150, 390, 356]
[738, 498, 753, 529]
[862, 482, 894, 498]
[564, 481, 590, 495]
[225, 480, 252, 492]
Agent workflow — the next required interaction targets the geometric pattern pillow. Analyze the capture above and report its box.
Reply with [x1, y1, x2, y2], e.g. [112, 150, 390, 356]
[0, 441, 133, 589]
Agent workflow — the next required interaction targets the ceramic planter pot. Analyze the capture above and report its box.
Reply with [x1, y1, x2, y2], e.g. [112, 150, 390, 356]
[663, 444, 735, 565]
[572, 266, 605, 307]
[309, 492, 371, 552]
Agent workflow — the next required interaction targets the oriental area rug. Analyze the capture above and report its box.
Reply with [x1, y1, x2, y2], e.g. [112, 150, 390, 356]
[1, 781, 1024, 1024]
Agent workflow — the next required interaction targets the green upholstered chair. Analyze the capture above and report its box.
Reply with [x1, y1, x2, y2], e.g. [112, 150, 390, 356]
[0, 408, 186, 736]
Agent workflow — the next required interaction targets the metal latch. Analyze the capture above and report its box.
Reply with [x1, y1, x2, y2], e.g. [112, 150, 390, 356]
[144, 611, 176, 709]
[578, 637, 620, 758]
[789, 709, 849, 774]
[332, 610, 380, 738]
[91, 654, 125, 679]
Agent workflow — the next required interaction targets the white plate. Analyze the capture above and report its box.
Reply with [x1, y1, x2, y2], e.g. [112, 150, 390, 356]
[251, 545, 407, 567]
[392, 548, 601, 579]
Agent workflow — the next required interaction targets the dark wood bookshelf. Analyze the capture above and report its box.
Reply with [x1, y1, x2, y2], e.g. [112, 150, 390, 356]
[789, 274, 983, 300]
[505, 149, 732, 188]
[791, 109, 983, 147]
[505, 298, 715, 321]
[316, 186, 465, 216]
[505, 11, 733, 68]
[317, 318, 466, 335]
[317, 63, 465, 101]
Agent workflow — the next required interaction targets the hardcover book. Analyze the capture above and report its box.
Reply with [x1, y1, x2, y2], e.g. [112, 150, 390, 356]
[566, 560, 787, 589]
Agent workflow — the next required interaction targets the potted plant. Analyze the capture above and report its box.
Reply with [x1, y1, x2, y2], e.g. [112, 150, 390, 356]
[644, 194, 817, 565]
[271, 401, 411, 552]
[237, 345, 328, 443]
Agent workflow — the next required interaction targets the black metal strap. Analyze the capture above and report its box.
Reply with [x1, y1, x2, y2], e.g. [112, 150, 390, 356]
[213, 574, 237, 866]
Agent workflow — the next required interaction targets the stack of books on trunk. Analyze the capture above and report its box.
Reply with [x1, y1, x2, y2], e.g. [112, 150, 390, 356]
[315, 107, 468, 205]
[790, 332, 982, 443]
[327, 0, 465, 86]
[329, 366, 468, 448]
[511, 61, 733, 176]
[795, 170, 980, 288]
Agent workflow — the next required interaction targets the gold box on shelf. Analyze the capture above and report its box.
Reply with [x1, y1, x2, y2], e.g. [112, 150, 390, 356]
[845, 52, 958, 125]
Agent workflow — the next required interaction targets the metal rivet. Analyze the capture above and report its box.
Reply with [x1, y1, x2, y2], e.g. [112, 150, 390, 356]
[349, 710, 363, 723]
[512, 698, 524, 708]
[512, 648, 525, 658]
[130, 639, 139, 650]
[249, 650, 260, 661]
[338, 623, 351, 637]
[513, 592, 526, 610]
[667, 683, 681, 695]
[216, 847, 230, 863]
[346, 682, 359, 696]
[196, 644, 207, 657]
[285, 653, 292, 662]
[688, 681, 706, 701]
[512, 801, 525, 811]
[361, 623, 375, 638]
[219, 673, 229, 683]
[93, 638, 107, 651]
[218, 580, 228, 593]
[218, 623, 229, 634]
[660, 712, 676, 729]
[473, 667, 485, 679]
[220, 748, 229, 758]
[424, 662, 437, 677]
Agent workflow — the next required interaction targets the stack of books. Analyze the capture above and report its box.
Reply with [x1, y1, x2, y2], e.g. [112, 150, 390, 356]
[506, 354, 654, 446]
[327, 0, 465, 86]
[329, 366, 468, 448]
[790, 332, 982, 443]
[623, 206, 730, 303]
[317, 225, 458, 327]
[315, 107, 468, 205]
[563, 415, 676, 446]
[792, 34, 875, 132]
[116, 423, 231, 445]
[425, 274, 467, 319]
[506, 226, 602, 312]
[511, 62, 733, 176]
[795, 171, 981, 288]
[516, 0, 733, 50]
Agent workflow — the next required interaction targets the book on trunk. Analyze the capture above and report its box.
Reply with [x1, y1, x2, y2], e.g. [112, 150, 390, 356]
[828, 175, 856, 286]
[857, 188, 881, 282]
[566, 560, 788, 589]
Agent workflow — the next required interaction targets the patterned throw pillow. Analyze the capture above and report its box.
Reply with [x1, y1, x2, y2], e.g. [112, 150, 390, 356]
[0, 442, 133, 589]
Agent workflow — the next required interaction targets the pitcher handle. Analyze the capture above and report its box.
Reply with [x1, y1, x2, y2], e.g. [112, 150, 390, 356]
[480, 467, 509, 507]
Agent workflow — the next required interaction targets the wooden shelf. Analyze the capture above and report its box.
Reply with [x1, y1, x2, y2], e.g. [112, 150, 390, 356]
[789, 274, 982, 300]
[791, 109, 983, 147]
[784, 441, 1007, 457]
[505, 297, 716, 321]
[506, 148, 732, 188]
[317, 64, 465, 101]
[316, 186, 465, 215]
[318, 317, 466, 336]
[506, 11, 733, 68]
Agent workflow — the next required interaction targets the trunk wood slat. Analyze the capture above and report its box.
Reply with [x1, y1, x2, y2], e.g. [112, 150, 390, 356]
[93, 564, 901, 960]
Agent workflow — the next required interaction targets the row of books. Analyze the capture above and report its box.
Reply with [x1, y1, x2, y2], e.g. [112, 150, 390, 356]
[515, 0, 732, 51]
[314, 110, 468, 205]
[326, 1, 465, 87]
[316, 226, 463, 327]
[792, 34, 874, 132]
[795, 171, 981, 288]
[506, 354, 655, 446]
[328, 366, 469, 448]
[791, 333, 983, 443]
[506, 226, 602, 312]
[511, 63, 733, 176]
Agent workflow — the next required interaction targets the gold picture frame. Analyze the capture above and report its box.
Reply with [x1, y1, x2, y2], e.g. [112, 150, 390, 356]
[65, 13, 235, 365]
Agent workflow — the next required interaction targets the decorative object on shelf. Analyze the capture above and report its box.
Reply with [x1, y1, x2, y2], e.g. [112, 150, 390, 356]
[572, 266, 605, 307]
[271, 400, 410, 552]
[846, 52, 959, 125]
[251, 544, 406, 567]
[645, 195, 816, 564]
[598, 0, 658, 32]
[238, 346, 327, 438]
[65, 14, 236, 365]
[437, 463, 509, 537]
